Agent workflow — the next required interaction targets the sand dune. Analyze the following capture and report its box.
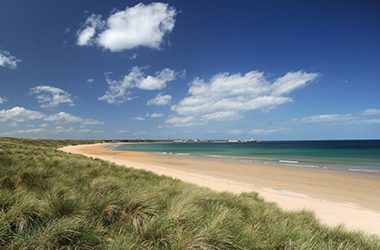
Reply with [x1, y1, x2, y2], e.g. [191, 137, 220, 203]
[60, 143, 380, 237]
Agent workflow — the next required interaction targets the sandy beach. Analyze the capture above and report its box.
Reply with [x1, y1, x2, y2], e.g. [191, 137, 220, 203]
[60, 143, 380, 237]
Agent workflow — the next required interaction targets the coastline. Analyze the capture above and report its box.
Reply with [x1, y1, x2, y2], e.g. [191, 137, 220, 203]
[60, 142, 380, 237]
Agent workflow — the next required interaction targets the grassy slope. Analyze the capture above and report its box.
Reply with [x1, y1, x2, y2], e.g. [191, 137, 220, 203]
[0, 138, 379, 249]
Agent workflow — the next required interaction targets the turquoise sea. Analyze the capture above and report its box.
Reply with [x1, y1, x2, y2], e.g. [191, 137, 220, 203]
[114, 140, 380, 174]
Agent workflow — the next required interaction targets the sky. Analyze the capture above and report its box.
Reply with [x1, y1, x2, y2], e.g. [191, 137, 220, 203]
[0, 0, 380, 140]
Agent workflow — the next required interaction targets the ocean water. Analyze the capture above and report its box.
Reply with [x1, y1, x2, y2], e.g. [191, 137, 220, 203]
[114, 140, 380, 174]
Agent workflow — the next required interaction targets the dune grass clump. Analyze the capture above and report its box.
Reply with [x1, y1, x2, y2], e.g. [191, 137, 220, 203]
[0, 137, 379, 249]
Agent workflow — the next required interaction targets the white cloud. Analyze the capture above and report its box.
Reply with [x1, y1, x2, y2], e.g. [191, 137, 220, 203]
[223, 128, 289, 135]
[166, 70, 319, 126]
[44, 112, 103, 126]
[54, 126, 78, 133]
[98, 70, 137, 104]
[76, 14, 103, 46]
[249, 128, 289, 135]
[0, 50, 21, 69]
[53, 126, 103, 134]
[356, 119, 380, 125]
[77, 2, 176, 51]
[146, 112, 163, 118]
[87, 78, 95, 83]
[0, 107, 45, 122]
[0, 97, 6, 104]
[360, 108, 380, 116]
[300, 114, 354, 123]
[271, 71, 319, 96]
[99, 67, 177, 104]
[4, 128, 47, 135]
[30, 85, 74, 108]
[165, 116, 196, 127]
[147, 93, 172, 106]
[98, 70, 138, 104]
[136, 68, 176, 90]
[0, 126, 102, 137]
[133, 116, 145, 121]
[117, 129, 130, 134]
[44, 112, 82, 123]
[294, 108, 380, 125]
[0, 107, 102, 127]
[81, 119, 104, 125]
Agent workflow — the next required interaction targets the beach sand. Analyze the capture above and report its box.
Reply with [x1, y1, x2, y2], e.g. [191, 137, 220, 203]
[60, 143, 380, 237]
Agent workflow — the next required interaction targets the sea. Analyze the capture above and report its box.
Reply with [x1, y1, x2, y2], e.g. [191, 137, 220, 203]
[114, 140, 380, 175]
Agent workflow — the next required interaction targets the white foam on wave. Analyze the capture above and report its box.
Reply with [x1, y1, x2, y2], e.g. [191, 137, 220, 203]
[278, 160, 319, 169]
[160, 152, 174, 155]
[176, 153, 190, 156]
[294, 164, 320, 168]
[239, 159, 254, 164]
[207, 154, 226, 158]
[279, 160, 299, 164]
[348, 168, 379, 173]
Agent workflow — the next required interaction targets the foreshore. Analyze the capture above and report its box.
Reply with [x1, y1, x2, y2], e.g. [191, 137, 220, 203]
[60, 142, 380, 237]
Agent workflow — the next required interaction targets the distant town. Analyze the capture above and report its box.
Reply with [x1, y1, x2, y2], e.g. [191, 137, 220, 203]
[114, 139, 258, 143]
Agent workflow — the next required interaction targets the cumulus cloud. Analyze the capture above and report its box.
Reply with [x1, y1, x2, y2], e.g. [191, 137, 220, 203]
[30, 85, 74, 108]
[356, 119, 380, 125]
[11, 128, 47, 134]
[249, 128, 289, 135]
[117, 129, 130, 134]
[0, 107, 45, 123]
[99, 67, 177, 104]
[45, 112, 104, 125]
[76, 2, 176, 51]
[146, 112, 163, 118]
[133, 116, 145, 121]
[0, 50, 21, 69]
[294, 108, 380, 125]
[53, 126, 103, 134]
[81, 119, 104, 125]
[76, 14, 104, 46]
[0, 107, 102, 127]
[165, 116, 196, 127]
[147, 93, 172, 106]
[300, 114, 354, 123]
[136, 68, 176, 90]
[0, 97, 6, 104]
[98, 71, 137, 104]
[223, 128, 289, 135]
[360, 108, 380, 116]
[271, 71, 318, 96]
[166, 70, 319, 126]
[0, 127, 103, 138]
[44, 112, 82, 123]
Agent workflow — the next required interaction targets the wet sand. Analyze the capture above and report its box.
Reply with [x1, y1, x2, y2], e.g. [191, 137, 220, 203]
[60, 143, 380, 237]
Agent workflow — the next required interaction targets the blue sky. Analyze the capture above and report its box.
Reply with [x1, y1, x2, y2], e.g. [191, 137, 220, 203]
[0, 0, 379, 140]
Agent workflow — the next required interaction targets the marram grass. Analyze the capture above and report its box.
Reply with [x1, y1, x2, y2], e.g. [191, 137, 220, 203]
[0, 137, 379, 249]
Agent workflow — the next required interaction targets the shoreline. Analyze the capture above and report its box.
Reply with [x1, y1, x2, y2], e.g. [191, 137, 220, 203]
[60, 142, 380, 237]
[110, 142, 380, 178]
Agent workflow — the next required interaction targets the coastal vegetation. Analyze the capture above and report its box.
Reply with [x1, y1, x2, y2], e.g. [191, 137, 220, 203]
[0, 137, 379, 249]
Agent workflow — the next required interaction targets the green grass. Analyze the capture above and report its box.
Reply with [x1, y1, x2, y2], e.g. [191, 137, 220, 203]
[0, 137, 379, 249]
